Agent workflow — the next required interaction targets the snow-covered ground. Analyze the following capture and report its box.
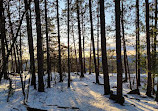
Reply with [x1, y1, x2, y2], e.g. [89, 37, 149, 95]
[0, 72, 158, 111]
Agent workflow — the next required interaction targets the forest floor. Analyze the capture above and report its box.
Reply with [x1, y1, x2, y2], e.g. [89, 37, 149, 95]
[0, 72, 158, 111]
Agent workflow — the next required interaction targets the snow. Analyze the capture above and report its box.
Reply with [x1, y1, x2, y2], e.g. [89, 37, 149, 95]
[0, 72, 158, 111]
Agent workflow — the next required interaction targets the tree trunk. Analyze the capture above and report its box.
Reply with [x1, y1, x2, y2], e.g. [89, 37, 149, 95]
[81, 12, 86, 74]
[2, 10, 8, 79]
[56, 0, 63, 82]
[115, 0, 123, 98]
[100, 0, 110, 95]
[15, 42, 20, 73]
[151, 13, 155, 95]
[13, 46, 17, 73]
[34, 0, 44, 92]
[89, 0, 99, 84]
[97, 1, 100, 73]
[72, 22, 78, 73]
[44, 0, 51, 88]
[121, 0, 127, 82]
[89, 43, 92, 74]
[136, 0, 141, 88]
[126, 53, 132, 90]
[7, 2, 18, 73]
[0, 8, 26, 81]
[68, 0, 70, 87]
[77, 0, 84, 77]
[155, 0, 158, 102]
[11, 46, 14, 72]
[24, 0, 36, 89]
[19, 0, 23, 73]
[145, 0, 152, 97]
[0, 0, 8, 79]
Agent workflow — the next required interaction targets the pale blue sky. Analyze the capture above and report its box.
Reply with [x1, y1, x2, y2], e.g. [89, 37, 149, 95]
[7, 0, 156, 57]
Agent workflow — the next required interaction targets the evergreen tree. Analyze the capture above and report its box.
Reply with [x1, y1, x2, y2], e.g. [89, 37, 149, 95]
[145, 0, 152, 97]
[24, 0, 36, 89]
[34, 0, 44, 92]
[100, 0, 110, 94]
[115, 0, 124, 103]
[89, 0, 99, 84]
[77, 0, 84, 77]
[57, 0, 63, 82]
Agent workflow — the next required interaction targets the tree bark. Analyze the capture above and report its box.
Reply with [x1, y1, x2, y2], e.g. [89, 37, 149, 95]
[81, 11, 86, 74]
[100, 0, 110, 94]
[155, 0, 158, 102]
[89, 0, 99, 84]
[77, 0, 84, 77]
[145, 0, 152, 97]
[7, 2, 18, 73]
[24, 0, 36, 89]
[19, 0, 23, 73]
[97, 2, 100, 73]
[34, 0, 44, 92]
[56, 0, 63, 82]
[44, 0, 51, 88]
[151, 12, 155, 95]
[115, 0, 123, 98]
[136, 0, 141, 88]
[0, 9, 26, 81]
[71, 22, 78, 73]
[68, 0, 70, 87]
[89, 43, 92, 74]
[0, 0, 8, 79]
[126, 53, 132, 90]
[121, 0, 127, 82]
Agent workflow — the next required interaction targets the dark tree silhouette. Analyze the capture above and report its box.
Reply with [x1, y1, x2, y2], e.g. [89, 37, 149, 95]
[34, 0, 44, 92]
[145, 0, 152, 97]
[0, 0, 7, 79]
[68, 0, 70, 87]
[100, 0, 110, 95]
[136, 0, 141, 87]
[89, 0, 99, 84]
[44, 0, 51, 88]
[19, 0, 22, 74]
[57, 0, 63, 82]
[97, 1, 100, 73]
[121, 0, 128, 82]
[24, 0, 36, 89]
[89, 43, 92, 74]
[115, 0, 123, 101]
[81, 10, 86, 74]
[155, 0, 158, 102]
[77, 0, 84, 77]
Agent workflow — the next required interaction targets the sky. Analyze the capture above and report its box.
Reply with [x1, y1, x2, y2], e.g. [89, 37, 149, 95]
[3, 0, 157, 60]
[42, 0, 156, 57]
[57, 0, 148, 56]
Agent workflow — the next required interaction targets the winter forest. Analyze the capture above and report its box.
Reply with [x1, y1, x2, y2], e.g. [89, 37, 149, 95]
[0, 0, 158, 110]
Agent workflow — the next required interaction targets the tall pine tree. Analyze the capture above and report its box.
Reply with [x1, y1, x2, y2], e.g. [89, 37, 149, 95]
[34, 0, 44, 92]
[100, 0, 110, 95]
